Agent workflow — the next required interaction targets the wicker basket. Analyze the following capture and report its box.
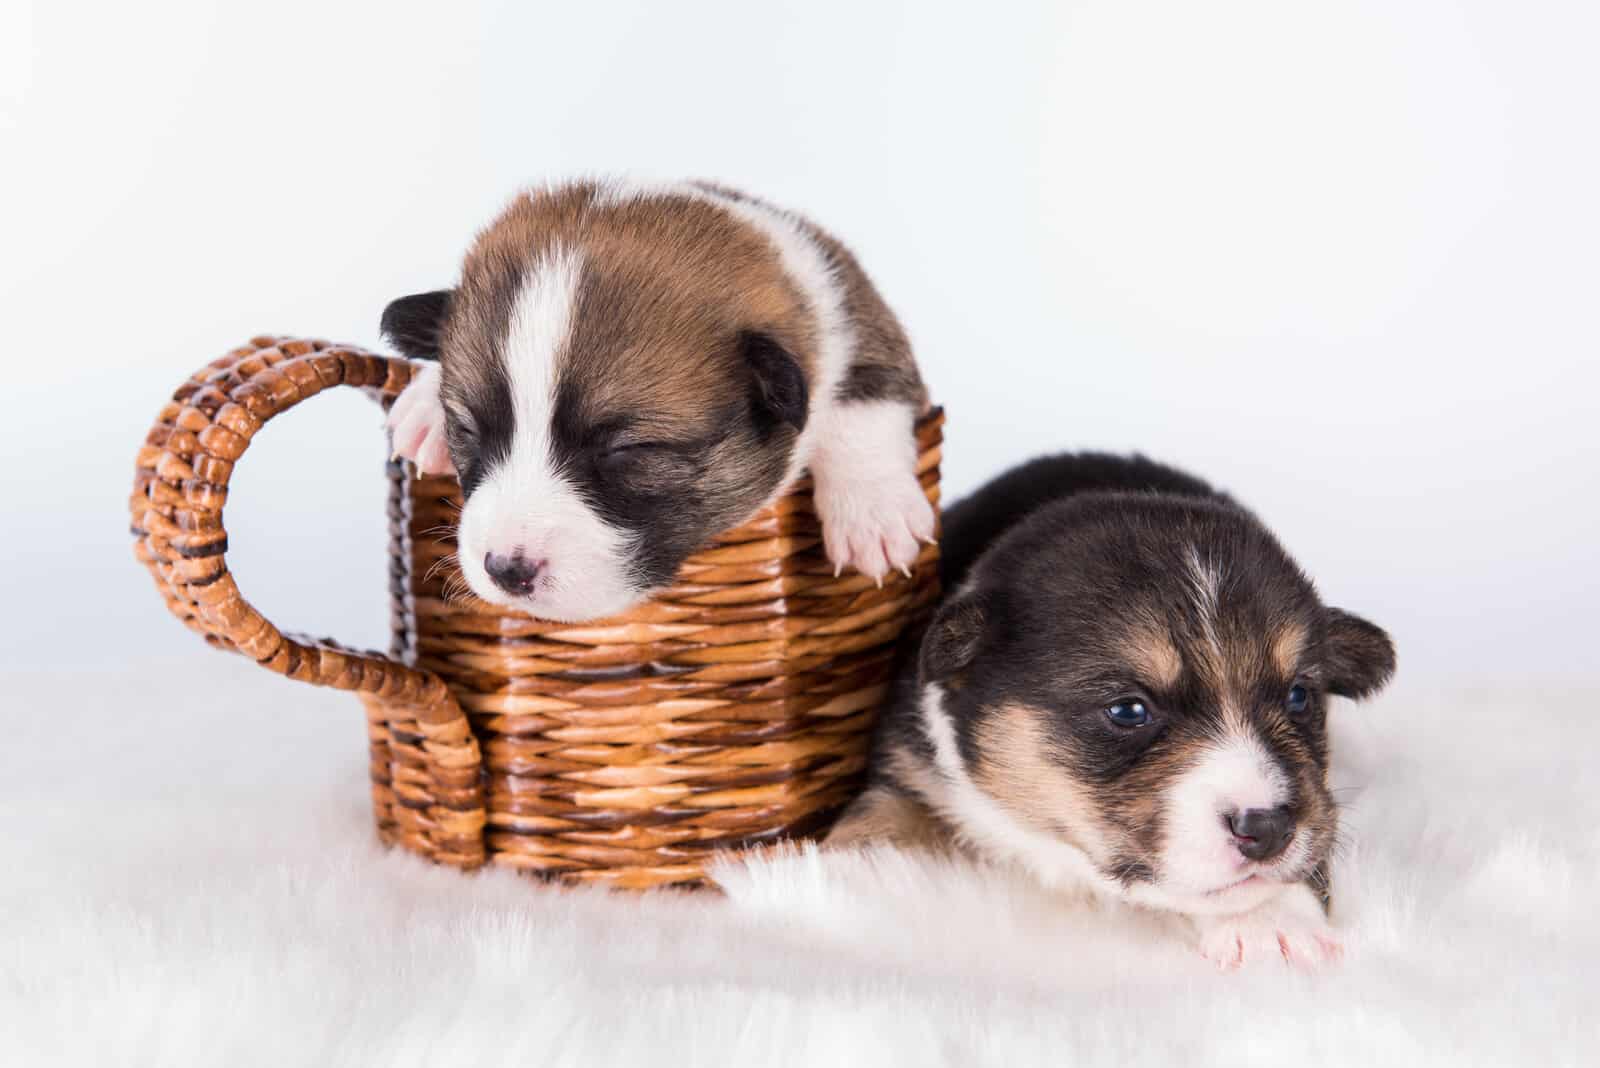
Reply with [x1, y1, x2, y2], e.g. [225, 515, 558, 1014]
[130, 336, 942, 888]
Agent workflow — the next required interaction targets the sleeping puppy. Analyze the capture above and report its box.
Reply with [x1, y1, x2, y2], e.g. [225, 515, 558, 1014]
[380, 179, 931, 622]
[828, 454, 1396, 968]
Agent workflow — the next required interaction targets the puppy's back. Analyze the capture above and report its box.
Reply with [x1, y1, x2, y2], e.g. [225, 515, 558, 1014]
[939, 452, 1219, 589]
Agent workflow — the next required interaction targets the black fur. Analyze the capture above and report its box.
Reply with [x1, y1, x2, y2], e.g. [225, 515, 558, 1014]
[836, 361, 925, 407]
[549, 381, 752, 590]
[739, 331, 809, 436]
[1322, 607, 1398, 698]
[380, 290, 453, 360]
[938, 452, 1219, 590]
[449, 360, 515, 500]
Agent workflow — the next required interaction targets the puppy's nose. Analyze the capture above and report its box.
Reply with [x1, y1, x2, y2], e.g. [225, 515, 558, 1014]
[1227, 806, 1295, 862]
[483, 551, 543, 596]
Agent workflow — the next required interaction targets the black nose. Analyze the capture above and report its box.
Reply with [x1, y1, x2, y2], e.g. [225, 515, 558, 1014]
[484, 551, 542, 596]
[1227, 806, 1295, 862]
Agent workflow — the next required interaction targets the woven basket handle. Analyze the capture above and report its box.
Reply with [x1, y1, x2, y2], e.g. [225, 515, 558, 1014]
[129, 336, 485, 867]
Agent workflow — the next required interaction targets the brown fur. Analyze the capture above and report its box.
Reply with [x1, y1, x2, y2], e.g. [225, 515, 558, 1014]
[426, 181, 928, 553]
[971, 704, 1109, 860]
[1271, 621, 1310, 677]
[827, 783, 951, 850]
[443, 183, 816, 436]
[1120, 627, 1184, 693]
[688, 181, 928, 410]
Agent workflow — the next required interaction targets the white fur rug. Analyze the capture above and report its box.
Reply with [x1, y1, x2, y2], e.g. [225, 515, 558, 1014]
[3, 657, 1595, 1067]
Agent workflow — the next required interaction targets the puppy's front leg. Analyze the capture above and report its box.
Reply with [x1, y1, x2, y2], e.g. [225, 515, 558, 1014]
[810, 399, 935, 583]
[1192, 881, 1344, 970]
[387, 363, 456, 477]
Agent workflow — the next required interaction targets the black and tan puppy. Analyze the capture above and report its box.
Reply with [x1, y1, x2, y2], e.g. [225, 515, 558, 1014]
[829, 454, 1396, 967]
[382, 179, 931, 621]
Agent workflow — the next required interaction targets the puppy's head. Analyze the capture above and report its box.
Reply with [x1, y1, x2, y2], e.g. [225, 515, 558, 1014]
[921, 493, 1395, 915]
[382, 184, 814, 621]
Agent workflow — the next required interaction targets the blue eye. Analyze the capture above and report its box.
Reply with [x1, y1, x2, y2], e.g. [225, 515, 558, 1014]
[1286, 684, 1311, 715]
[1105, 700, 1151, 728]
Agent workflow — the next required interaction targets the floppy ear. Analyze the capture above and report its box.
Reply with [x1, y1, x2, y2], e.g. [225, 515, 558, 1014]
[381, 289, 454, 360]
[1322, 607, 1396, 699]
[918, 591, 993, 686]
[739, 331, 809, 435]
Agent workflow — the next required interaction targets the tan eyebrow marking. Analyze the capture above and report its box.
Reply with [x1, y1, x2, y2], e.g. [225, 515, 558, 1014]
[1271, 621, 1310, 677]
[1121, 627, 1184, 691]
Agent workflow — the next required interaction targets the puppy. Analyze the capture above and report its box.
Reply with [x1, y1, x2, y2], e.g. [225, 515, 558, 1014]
[829, 454, 1397, 968]
[381, 179, 931, 622]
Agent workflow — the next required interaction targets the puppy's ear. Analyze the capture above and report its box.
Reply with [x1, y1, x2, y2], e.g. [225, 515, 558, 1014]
[919, 591, 993, 686]
[1322, 607, 1396, 699]
[381, 289, 454, 360]
[739, 331, 809, 435]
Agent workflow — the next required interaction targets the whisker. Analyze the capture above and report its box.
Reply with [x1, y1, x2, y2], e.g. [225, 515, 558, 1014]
[422, 555, 457, 583]
[441, 573, 473, 607]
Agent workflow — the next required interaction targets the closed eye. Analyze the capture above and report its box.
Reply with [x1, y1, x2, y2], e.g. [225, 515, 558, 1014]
[594, 441, 702, 492]
[598, 442, 672, 467]
[443, 406, 479, 441]
[604, 441, 668, 456]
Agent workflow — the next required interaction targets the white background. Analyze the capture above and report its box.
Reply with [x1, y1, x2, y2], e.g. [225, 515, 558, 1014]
[3, 0, 1596, 686]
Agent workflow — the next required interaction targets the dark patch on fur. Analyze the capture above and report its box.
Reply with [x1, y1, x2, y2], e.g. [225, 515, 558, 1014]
[917, 590, 996, 686]
[836, 356, 925, 406]
[380, 290, 453, 360]
[739, 331, 809, 435]
[1321, 607, 1398, 698]
[1307, 860, 1334, 913]
[1107, 857, 1157, 886]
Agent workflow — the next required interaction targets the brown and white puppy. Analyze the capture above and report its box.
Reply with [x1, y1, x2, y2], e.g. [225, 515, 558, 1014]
[829, 454, 1397, 968]
[382, 179, 931, 622]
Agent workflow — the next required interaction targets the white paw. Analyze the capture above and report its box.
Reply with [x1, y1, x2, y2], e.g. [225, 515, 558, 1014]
[1194, 896, 1344, 971]
[814, 464, 934, 584]
[386, 363, 456, 476]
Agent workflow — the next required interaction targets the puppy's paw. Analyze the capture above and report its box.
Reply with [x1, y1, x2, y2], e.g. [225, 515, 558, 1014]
[815, 464, 934, 584]
[386, 363, 456, 476]
[1194, 894, 1343, 971]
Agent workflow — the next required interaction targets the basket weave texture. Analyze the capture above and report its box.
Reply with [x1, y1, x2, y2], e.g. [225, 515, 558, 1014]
[131, 336, 942, 888]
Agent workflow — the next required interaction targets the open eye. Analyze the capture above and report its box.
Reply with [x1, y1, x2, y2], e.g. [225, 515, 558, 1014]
[1285, 683, 1311, 716]
[1105, 699, 1151, 728]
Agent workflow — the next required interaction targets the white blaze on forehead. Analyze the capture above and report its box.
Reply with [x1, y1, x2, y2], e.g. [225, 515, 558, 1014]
[454, 242, 640, 622]
[1184, 544, 1224, 662]
[504, 242, 583, 443]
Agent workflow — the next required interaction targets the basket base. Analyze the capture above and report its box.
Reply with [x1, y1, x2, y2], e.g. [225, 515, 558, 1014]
[363, 696, 487, 870]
